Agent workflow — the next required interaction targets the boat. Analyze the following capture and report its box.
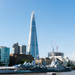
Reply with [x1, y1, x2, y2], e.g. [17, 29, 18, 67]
[0, 59, 72, 74]
[0, 66, 32, 74]
[0, 66, 71, 74]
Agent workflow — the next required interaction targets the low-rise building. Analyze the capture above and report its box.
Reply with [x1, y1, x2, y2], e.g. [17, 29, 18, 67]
[9, 54, 34, 66]
[48, 52, 64, 57]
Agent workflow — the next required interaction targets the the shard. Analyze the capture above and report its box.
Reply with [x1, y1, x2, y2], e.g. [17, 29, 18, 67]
[27, 11, 39, 59]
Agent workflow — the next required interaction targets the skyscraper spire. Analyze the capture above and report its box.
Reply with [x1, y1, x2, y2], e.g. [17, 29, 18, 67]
[27, 11, 39, 59]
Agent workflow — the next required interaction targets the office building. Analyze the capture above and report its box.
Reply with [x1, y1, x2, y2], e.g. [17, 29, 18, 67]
[0, 46, 10, 66]
[27, 11, 39, 59]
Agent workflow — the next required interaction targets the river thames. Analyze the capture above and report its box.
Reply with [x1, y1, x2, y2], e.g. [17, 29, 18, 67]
[0, 71, 75, 75]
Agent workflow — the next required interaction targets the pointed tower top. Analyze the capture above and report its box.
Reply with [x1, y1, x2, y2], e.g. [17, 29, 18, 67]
[32, 11, 35, 15]
[31, 11, 35, 21]
[30, 11, 36, 26]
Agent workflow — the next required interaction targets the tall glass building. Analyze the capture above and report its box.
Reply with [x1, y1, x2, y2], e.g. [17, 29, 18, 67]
[27, 11, 39, 59]
[0, 46, 10, 66]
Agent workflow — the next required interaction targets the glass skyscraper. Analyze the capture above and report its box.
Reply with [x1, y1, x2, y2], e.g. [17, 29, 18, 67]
[27, 11, 39, 59]
[0, 46, 10, 66]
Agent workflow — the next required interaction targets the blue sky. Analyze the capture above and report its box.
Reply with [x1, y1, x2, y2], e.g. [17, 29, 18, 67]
[0, 0, 75, 59]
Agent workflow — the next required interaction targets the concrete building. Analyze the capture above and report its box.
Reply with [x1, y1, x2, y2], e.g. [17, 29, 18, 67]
[27, 11, 39, 59]
[20, 45, 26, 54]
[13, 43, 26, 54]
[48, 52, 64, 57]
[0, 46, 10, 66]
[13, 43, 20, 54]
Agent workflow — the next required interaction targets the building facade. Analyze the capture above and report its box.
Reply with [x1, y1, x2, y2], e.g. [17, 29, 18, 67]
[27, 11, 39, 59]
[0, 46, 10, 66]
[20, 45, 26, 54]
[13, 43, 20, 54]
[48, 52, 64, 57]
[13, 43, 26, 54]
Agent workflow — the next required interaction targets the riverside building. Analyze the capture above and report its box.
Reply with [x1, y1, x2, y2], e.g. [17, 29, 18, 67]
[48, 48, 70, 67]
[27, 11, 39, 59]
[0, 46, 10, 66]
[48, 52, 64, 57]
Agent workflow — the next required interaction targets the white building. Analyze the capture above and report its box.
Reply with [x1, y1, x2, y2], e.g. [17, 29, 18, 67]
[0, 46, 10, 66]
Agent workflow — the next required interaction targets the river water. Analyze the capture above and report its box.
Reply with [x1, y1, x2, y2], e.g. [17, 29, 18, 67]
[0, 71, 75, 75]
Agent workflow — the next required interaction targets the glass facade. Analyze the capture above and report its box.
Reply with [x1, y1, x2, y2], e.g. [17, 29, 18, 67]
[27, 11, 39, 59]
[0, 46, 10, 66]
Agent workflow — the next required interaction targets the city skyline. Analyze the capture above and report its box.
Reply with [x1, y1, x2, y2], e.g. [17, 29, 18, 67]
[0, 0, 75, 59]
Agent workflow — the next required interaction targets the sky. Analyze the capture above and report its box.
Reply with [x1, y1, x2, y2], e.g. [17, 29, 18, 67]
[0, 0, 75, 59]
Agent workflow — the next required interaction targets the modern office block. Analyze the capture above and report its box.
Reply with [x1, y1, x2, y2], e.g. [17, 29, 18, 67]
[0, 46, 10, 66]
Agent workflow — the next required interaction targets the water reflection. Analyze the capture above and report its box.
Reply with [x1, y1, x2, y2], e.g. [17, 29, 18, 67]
[0, 71, 75, 75]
